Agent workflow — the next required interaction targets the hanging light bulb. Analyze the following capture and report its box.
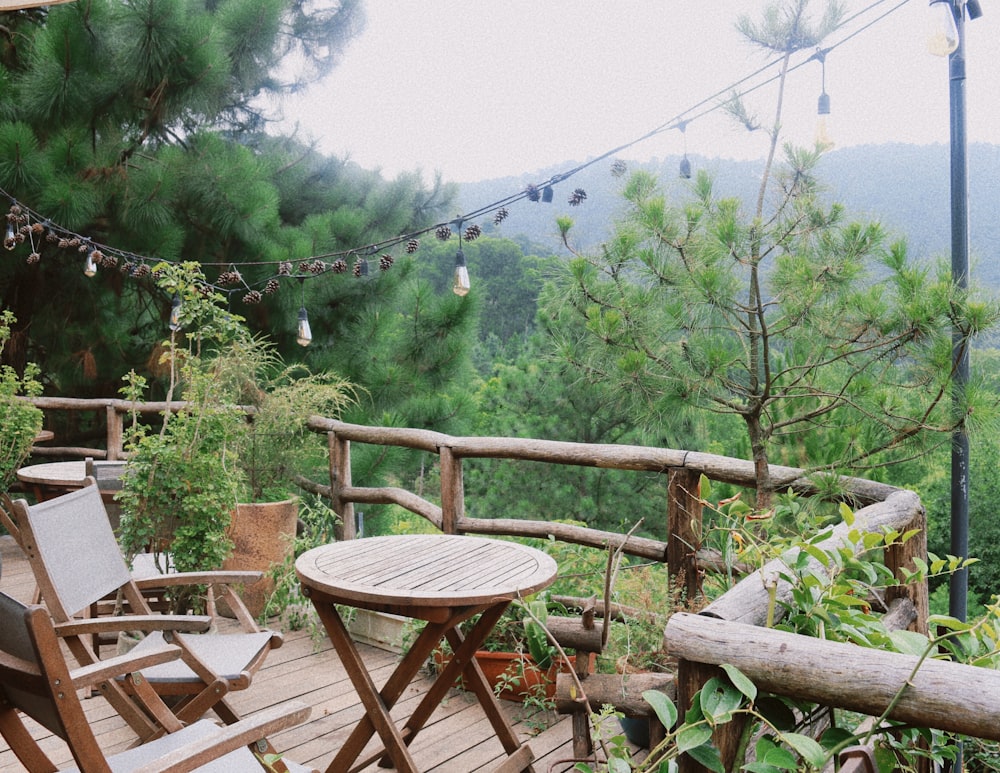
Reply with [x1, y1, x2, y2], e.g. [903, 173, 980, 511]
[296, 306, 312, 346]
[295, 276, 312, 345]
[452, 249, 470, 296]
[816, 91, 833, 150]
[814, 50, 834, 150]
[678, 121, 692, 179]
[541, 185, 554, 203]
[83, 251, 98, 277]
[168, 294, 182, 332]
[927, 0, 959, 56]
[4, 221, 15, 250]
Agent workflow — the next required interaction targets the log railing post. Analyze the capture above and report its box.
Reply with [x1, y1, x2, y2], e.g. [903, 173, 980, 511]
[667, 468, 703, 602]
[329, 432, 355, 541]
[884, 508, 929, 635]
[106, 405, 124, 460]
[675, 658, 747, 773]
[439, 446, 463, 535]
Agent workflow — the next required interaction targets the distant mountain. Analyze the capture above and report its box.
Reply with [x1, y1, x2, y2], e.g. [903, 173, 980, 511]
[457, 142, 1000, 285]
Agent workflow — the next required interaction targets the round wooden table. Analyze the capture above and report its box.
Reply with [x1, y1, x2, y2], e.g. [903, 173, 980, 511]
[15, 461, 86, 501]
[296, 534, 557, 773]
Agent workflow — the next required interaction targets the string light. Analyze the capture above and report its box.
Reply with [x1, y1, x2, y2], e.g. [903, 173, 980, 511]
[453, 248, 470, 297]
[295, 277, 312, 346]
[678, 121, 691, 179]
[927, 0, 960, 55]
[169, 294, 183, 332]
[0, 0, 909, 314]
[814, 49, 834, 150]
[83, 251, 98, 277]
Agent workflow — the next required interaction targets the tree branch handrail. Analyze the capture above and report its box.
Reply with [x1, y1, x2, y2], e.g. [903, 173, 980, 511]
[306, 417, 902, 506]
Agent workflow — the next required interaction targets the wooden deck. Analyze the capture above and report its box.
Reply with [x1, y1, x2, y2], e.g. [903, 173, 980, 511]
[0, 535, 594, 773]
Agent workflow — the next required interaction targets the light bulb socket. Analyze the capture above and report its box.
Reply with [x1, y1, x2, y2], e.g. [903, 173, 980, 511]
[817, 91, 831, 116]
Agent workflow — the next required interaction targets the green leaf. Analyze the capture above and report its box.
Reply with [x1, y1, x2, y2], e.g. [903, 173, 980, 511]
[744, 763, 783, 773]
[698, 677, 742, 723]
[643, 689, 678, 729]
[762, 745, 799, 770]
[721, 663, 757, 702]
[609, 757, 632, 773]
[677, 723, 712, 753]
[756, 696, 796, 732]
[783, 732, 827, 768]
[927, 614, 974, 632]
[840, 502, 855, 525]
[686, 742, 725, 772]
[889, 629, 931, 657]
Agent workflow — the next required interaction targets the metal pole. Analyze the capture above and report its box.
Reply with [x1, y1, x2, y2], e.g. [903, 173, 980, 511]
[948, 0, 969, 628]
[948, 4, 969, 768]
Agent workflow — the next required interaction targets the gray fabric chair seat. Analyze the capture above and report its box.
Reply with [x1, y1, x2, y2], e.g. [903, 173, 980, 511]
[127, 630, 275, 683]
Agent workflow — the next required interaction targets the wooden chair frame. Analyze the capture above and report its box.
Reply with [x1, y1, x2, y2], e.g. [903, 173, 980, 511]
[10, 482, 284, 741]
[0, 590, 315, 773]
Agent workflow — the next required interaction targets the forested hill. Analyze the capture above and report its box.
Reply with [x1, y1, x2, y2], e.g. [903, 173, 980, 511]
[457, 142, 1000, 285]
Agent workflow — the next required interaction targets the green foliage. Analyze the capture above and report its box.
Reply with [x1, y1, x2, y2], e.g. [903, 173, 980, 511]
[0, 0, 462, 430]
[0, 310, 42, 493]
[549, 145, 999, 508]
[261, 494, 341, 634]
[117, 265, 249, 590]
[542, 0, 999, 510]
[573, 491, 987, 772]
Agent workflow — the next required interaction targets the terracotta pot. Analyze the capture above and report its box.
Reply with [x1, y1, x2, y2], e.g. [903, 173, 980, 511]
[221, 498, 299, 618]
[436, 649, 586, 703]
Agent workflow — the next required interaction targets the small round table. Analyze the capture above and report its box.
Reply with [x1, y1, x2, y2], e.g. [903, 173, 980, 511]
[15, 461, 86, 501]
[296, 534, 557, 773]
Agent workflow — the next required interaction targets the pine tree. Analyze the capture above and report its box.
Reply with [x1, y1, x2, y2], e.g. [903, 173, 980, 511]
[547, 1, 1000, 507]
[0, 0, 469, 447]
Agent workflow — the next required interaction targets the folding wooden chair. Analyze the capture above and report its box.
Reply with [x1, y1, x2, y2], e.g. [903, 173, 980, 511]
[0, 590, 316, 773]
[10, 482, 284, 742]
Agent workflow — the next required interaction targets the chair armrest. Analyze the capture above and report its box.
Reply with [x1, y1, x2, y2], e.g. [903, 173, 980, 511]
[54, 614, 213, 637]
[134, 570, 264, 589]
[130, 701, 315, 773]
[69, 643, 182, 690]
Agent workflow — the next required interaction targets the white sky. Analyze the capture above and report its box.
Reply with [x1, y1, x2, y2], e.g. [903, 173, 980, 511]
[276, 1, 1000, 183]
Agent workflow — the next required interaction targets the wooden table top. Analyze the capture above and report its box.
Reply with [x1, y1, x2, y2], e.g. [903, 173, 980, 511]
[15, 461, 86, 487]
[296, 534, 557, 609]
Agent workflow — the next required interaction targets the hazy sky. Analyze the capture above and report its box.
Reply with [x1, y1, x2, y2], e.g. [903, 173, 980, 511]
[276, 1, 1000, 183]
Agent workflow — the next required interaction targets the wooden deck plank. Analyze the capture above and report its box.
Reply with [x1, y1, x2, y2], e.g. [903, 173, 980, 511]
[0, 538, 589, 773]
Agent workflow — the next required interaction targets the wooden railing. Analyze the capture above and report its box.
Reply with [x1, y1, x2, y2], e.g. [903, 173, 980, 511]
[23, 400, 996, 768]
[22, 396, 187, 460]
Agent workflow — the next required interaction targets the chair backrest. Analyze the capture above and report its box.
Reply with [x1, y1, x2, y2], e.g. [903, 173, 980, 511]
[0, 591, 105, 763]
[12, 481, 134, 621]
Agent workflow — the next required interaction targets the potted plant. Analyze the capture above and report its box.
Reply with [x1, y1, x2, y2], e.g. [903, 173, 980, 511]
[434, 593, 581, 706]
[116, 266, 250, 611]
[219, 338, 356, 617]
[117, 263, 356, 616]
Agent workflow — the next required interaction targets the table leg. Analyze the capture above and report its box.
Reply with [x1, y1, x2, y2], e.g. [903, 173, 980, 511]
[445, 623, 535, 771]
[402, 602, 536, 773]
[315, 600, 432, 773]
